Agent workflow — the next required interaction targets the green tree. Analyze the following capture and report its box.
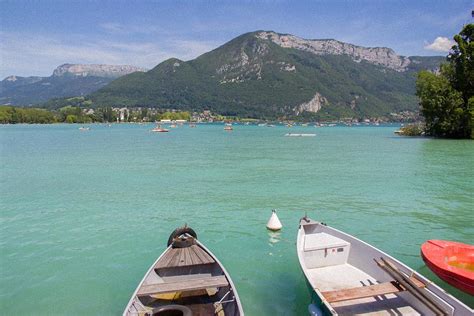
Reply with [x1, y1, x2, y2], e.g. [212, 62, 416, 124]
[448, 24, 474, 104]
[0, 106, 14, 123]
[416, 24, 474, 138]
[141, 108, 148, 120]
[469, 97, 474, 139]
[66, 114, 77, 123]
[103, 107, 116, 122]
[0, 106, 56, 123]
[417, 70, 464, 137]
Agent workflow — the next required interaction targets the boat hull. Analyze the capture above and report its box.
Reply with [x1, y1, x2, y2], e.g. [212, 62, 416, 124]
[421, 240, 474, 295]
[297, 218, 473, 315]
[124, 230, 243, 315]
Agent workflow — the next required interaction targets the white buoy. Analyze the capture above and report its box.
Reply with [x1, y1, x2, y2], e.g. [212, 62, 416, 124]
[266, 209, 283, 231]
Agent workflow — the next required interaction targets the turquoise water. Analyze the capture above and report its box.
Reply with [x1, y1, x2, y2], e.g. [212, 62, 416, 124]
[1, 123, 473, 315]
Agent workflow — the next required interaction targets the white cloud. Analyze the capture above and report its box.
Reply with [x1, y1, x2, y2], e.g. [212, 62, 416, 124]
[99, 22, 124, 33]
[424, 37, 455, 52]
[0, 31, 219, 78]
[99, 22, 166, 35]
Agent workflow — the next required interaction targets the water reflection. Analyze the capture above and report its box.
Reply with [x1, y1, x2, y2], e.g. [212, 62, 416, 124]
[268, 230, 281, 245]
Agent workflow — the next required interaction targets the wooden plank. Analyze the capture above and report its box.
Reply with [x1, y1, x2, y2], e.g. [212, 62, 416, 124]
[323, 281, 403, 303]
[177, 246, 186, 266]
[155, 248, 177, 269]
[154, 251, 170, 269]
[137, 275, 228, 296]
[189, 246, 203, 263]
[190, 245, 214, 264]
[181, 247, 187, 266]
[189, 247, 197, 265]
[322, 276, 425, 303]
[155, 245, 215, 269]
[184, 247, 192, 266]
[163, 249, 177, 265]
[170, 248, 182, 267]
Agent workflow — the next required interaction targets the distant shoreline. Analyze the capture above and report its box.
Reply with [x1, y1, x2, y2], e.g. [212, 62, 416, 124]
[0, 121, 406, 126]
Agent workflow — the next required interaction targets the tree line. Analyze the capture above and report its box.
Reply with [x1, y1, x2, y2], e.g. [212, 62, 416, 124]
[0, 106, 191, 124]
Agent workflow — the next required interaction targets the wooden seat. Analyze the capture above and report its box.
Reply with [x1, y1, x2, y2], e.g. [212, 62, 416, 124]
[322, 277, 425, 303]
[138, 275, 229, 296]
[155, 245, 215, 269]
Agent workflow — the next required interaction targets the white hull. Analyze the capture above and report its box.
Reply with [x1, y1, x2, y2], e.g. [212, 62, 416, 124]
[297, 217, 473, 315]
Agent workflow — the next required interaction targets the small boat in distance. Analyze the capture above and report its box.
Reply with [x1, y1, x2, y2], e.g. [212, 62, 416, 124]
[151, 125, 169, 133]
[224, 123, 233, 131]
[297, 217, 473, 315]
[79, 126, 90, 131]
[285, 133, 316, 137]
[124, 226, 243, 316]
[421, 240, 474, 295]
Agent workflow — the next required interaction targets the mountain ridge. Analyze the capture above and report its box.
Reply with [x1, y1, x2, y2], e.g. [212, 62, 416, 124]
[87, 31, 444, 119]
[51, 63, 146, 78]
[255, 31, 412, 71]
[1, 63, 146, 105]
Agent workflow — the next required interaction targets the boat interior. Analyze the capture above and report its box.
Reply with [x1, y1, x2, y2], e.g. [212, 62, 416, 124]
[299, 219, 455, 316]
[127, 237, 240, 316]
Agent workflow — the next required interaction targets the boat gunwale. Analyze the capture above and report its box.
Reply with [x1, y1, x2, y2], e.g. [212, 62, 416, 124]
[297, 218, 473, 315]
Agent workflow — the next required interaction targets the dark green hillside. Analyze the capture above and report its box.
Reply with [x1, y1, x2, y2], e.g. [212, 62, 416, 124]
[88, 31, 445, 119]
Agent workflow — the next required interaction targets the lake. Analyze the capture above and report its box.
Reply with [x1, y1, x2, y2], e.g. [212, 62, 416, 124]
[0, 123, 473, 315]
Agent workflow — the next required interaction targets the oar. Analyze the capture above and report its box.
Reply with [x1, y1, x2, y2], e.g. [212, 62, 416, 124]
[375, 257, 448, 315]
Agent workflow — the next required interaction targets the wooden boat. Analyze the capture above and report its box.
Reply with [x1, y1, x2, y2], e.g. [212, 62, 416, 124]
[124, 226, 243, 316]
[224, 124, 233, 131]
[297, 217, 473, 315]
[421, 240, 474, 295]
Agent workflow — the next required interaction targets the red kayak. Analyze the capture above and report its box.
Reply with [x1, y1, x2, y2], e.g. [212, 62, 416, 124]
[421, 240, 474, 295]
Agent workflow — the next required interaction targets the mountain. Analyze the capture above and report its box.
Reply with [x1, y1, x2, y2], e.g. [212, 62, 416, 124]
[88, 31, 444, 120]
[51, 64, 146, 78]
[0, 64, 145, 105]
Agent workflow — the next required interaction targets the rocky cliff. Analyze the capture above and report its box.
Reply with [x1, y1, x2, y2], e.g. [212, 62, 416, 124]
[52, 64, 145, 78]
[256, 31, 411, 72]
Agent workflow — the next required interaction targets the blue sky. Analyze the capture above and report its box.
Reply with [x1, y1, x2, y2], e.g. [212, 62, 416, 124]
[0, 0, 472, 78]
